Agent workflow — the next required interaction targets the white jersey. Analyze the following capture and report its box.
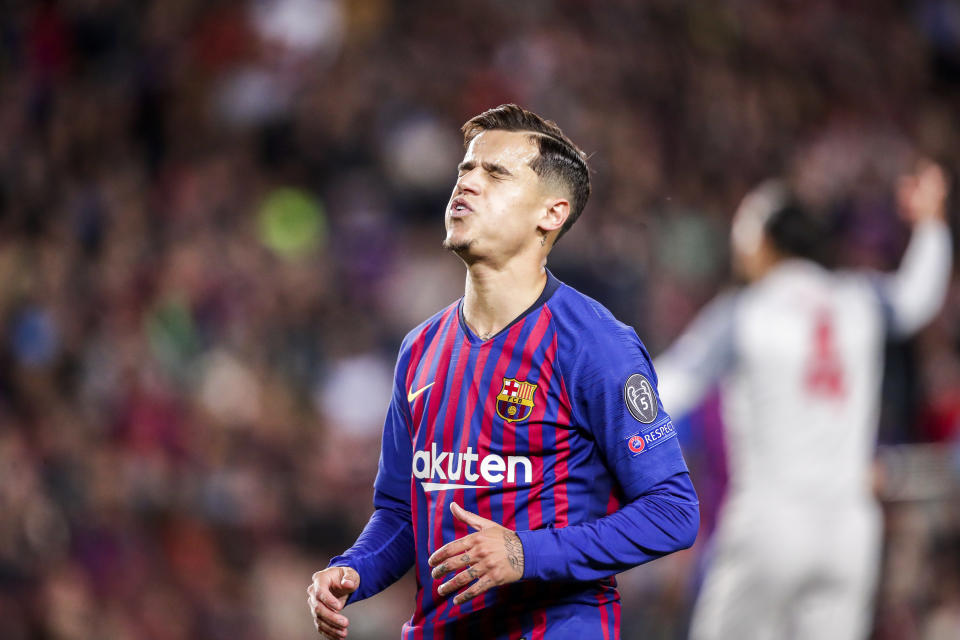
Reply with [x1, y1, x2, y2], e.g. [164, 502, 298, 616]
[655, 220, 952, 640]
[656, 220, 952, 506]
[724, 262, 885, 503]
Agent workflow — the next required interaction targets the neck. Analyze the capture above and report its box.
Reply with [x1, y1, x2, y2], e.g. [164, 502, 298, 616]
[759, 249, 789, 279]
[743, 243, 784, 282]
[462, 257, 548, 339]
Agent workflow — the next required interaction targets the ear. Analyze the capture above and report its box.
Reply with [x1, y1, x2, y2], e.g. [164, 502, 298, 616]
[538, 198, 570, 236]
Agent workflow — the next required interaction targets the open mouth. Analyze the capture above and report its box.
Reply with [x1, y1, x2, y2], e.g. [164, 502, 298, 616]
[449, 197, 473, 217]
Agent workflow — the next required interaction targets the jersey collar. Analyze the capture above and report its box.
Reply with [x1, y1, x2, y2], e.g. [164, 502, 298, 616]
[458, 269, 562, 344]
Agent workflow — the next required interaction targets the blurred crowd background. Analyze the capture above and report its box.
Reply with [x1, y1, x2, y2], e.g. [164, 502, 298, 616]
[1, 0, 960, 638]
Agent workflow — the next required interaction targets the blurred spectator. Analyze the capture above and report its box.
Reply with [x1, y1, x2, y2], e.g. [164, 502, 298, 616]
[0, 1, 957, 638]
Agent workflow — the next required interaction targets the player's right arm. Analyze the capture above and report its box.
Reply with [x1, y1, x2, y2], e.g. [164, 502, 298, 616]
[876, 159, 953, 337]
[307, 343, 418, 636]
[307, 566, 359, 639]
[309, 490, 414, 637]
[653, 291, 738, 418]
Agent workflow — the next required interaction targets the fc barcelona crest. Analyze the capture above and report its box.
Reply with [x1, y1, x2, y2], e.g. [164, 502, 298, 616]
[496, 377, 537, 422]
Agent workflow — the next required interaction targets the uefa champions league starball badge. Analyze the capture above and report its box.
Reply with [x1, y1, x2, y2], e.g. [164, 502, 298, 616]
[624, 373, 658, 424]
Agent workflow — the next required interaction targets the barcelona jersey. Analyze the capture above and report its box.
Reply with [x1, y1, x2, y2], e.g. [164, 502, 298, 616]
[336, 271, 693, 639]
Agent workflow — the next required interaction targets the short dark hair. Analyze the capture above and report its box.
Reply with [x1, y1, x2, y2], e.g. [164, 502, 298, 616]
[765, 198, 831, 266]
[461, 104, 591, 243]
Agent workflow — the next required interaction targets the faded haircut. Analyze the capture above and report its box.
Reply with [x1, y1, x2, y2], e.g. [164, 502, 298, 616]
[461, 104, 591, 243]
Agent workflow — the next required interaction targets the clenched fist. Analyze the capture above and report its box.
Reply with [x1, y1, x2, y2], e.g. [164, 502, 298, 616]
[898, 158, 950, 225]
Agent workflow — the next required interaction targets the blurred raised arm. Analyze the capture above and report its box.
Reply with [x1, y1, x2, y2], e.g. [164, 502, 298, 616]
[879, 160, 953, 337]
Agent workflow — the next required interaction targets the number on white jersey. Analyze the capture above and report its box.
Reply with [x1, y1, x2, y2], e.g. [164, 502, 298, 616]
[804, 309, 846, 399]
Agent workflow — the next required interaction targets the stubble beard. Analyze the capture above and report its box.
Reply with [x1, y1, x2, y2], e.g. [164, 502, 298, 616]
[442, 228, 475, 254]
[443, 238, 474, 254]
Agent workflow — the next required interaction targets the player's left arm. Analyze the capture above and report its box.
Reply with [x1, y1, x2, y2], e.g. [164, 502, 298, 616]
[429, 470, 698, 602]
[511, 319, 699, 583]
[427, 502, 526, 606]
[430, 319, 699, 600]
[510, 470, 697, 583]
[429, 475, 698, 600]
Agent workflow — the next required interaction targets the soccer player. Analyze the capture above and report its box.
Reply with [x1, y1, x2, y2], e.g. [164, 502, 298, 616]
[307, 104, 699, 639]
[654, 161, 953, 640]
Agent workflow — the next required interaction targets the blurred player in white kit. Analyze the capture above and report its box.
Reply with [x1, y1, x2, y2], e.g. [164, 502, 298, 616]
[655, 160, 953, 640]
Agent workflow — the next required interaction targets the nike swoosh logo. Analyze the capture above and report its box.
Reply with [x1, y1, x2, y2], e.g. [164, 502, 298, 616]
[407, 382, 435, 403]
[421, 482, 482, 492]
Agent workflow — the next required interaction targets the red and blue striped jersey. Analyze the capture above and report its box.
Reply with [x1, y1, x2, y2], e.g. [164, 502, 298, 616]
[337, 272, 694, 639]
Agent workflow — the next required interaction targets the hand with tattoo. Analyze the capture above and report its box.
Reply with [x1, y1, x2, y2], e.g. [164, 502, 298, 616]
[427, 502, 526, 606]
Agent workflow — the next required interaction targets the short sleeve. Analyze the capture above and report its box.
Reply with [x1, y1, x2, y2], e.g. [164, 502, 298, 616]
[561, 321, 689, 501]
[373, 347, 414, 503]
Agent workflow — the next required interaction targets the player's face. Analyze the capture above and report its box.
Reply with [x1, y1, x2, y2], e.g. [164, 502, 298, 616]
[443, 130, 552, 261]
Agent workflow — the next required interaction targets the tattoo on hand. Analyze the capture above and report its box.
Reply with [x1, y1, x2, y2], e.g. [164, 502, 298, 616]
[504, 531, 524, 575]
[460, 553, 471, 564]
[466, 566, 479, 580]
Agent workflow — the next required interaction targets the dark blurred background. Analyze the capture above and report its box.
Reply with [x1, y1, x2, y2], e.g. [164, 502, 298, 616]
[1, 1, 959, 638]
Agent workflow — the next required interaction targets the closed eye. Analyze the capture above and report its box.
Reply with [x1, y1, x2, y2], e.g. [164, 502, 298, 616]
[456, 161, 513, 179]
[482, 161, 512, 178]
